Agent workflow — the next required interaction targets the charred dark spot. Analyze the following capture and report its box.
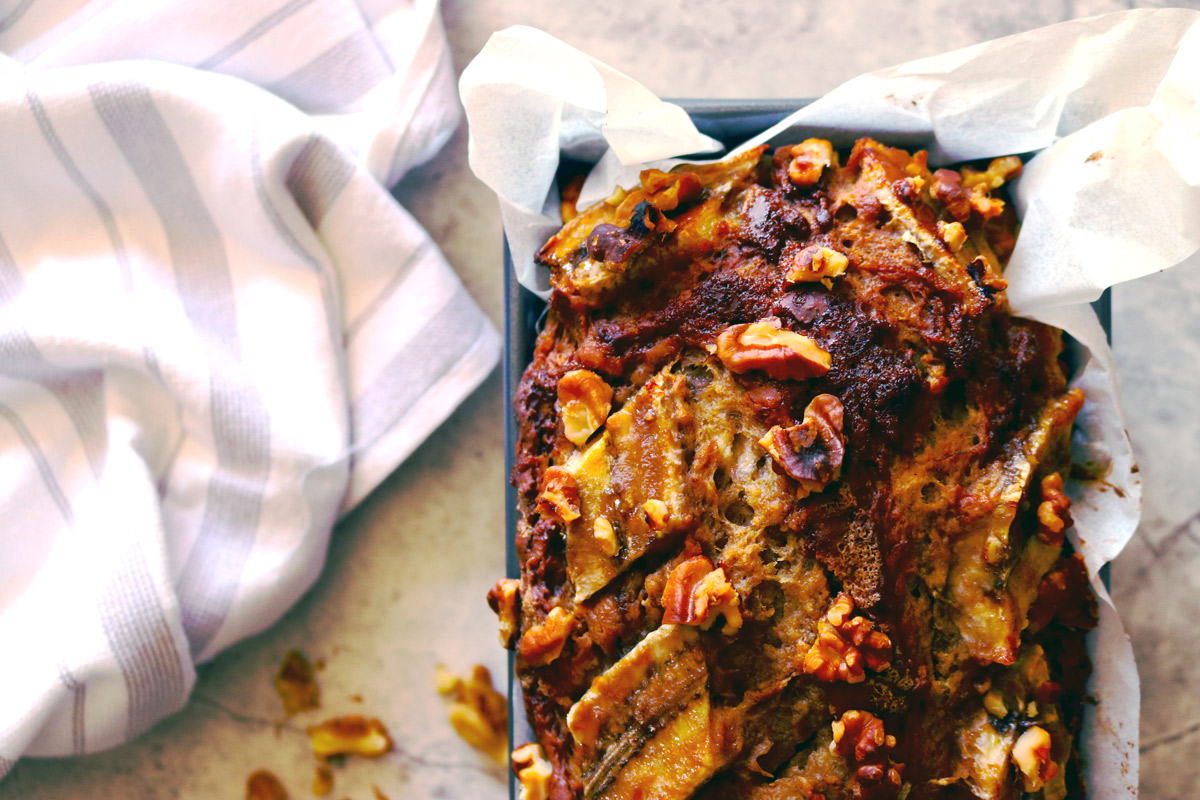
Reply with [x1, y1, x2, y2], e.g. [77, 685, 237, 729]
[966, 256, 999, 303]
[774, 290, 831, 325]
[737, 187, 788, 258]
[931, 169, 971, 222]
[627, 201, 660, 238]
[892, 178, 919, 203]
[856, 192, 884, 225]
[813, 194, 834, 232]
[585, 201, 661, 264]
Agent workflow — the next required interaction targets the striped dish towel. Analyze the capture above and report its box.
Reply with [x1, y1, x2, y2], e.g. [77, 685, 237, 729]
[0, 0, 498, 776]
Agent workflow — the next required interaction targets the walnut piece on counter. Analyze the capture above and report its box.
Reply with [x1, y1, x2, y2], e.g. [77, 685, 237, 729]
[519, 606, 576, 666]
[435, 663, 508, 763]
[557, 369, 613, 446]
[246, 770, 288, 800]
[759, 393, 845, 496]
[535, 466, 580, 524]
[511, 742, 554, 800]
[312, 764, 334, 796]
[661, 555, 742, 634]
[305, 716, 393, 761]
[803, 593, 891, 683]
[274, 649, 320, 717]
[716, 317, 830, 381]
[830, 710, 904, 795]
[1012, 725, 1057, 792]
[487, 578, 521, 649]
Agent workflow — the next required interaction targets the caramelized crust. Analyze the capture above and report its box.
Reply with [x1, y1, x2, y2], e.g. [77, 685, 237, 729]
[505, 139, 1096, 800]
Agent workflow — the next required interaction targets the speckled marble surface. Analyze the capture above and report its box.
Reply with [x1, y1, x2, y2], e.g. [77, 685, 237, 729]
[2, 1, 1199, 798]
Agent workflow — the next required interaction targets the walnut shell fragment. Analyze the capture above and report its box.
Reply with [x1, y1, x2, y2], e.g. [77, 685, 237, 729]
[759, 393, 845, 495]
[715, 318, 830, 381]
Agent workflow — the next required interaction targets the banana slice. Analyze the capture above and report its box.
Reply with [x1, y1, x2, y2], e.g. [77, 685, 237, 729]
[565, 371, 691, 602]
[567, 625, 718, 800]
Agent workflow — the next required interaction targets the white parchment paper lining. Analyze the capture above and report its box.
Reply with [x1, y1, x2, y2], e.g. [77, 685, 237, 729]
[462, 10, 1200, 796]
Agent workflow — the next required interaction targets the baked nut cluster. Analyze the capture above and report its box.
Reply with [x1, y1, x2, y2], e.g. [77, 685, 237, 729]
[661, 555, 743, 634]
[831, 710, 904, 798]
[716, 318, 831, 380]
[803, 593, 892, 684]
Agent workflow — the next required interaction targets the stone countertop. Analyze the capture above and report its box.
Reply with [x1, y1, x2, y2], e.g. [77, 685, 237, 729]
[3, 1, 1198, 798]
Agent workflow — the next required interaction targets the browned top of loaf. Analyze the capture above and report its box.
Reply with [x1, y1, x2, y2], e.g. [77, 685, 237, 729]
[505, 138, 1097, 800]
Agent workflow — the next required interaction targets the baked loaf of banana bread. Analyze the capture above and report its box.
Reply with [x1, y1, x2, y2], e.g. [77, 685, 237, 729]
[493, 138, 1098, 800]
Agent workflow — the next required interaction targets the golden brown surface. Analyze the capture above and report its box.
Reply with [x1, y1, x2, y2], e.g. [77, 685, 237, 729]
[503, 139, 1097, 800]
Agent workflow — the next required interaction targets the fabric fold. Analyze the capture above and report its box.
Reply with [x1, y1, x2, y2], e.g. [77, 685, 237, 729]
[0, 0, 497, 774]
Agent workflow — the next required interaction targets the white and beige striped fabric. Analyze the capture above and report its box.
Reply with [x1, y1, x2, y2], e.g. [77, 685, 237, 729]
[0, 0, 498, 776]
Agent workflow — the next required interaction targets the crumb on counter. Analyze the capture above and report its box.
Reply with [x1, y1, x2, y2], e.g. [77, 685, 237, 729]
[246, 770, 288, 800]
[274, 649, 320, 717]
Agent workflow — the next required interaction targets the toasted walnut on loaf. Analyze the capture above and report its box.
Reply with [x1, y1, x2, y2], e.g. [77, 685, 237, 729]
[500, 138, 1097, 800]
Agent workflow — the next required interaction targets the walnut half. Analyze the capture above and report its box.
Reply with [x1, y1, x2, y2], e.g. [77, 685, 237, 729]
[661, 555, 742, 634]
[759, 393, 845, 496]
[519, 606, 576, 666]
[558, 369, 613, 446]
[716, 317, 830, 381]
[802, 593, 891, 683]
[830, 710, 904, 794]
[784, 138, 835, 187]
